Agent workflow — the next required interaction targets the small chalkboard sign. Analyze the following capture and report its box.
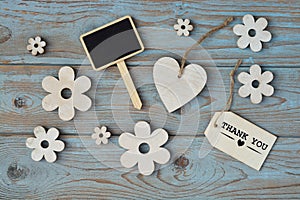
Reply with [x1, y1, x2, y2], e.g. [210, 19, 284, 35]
[80, 16, 144, 109]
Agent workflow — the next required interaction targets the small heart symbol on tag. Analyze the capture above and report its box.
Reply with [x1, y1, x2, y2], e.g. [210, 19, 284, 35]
[153, 57, 207, 112]
[237, 139, 245, 147]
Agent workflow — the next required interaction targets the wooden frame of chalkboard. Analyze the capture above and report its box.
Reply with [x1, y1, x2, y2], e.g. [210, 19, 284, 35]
[80, 15, 145, 71]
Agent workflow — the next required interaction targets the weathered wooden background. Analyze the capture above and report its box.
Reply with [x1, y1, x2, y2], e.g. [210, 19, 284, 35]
[0, 0, 299, 199]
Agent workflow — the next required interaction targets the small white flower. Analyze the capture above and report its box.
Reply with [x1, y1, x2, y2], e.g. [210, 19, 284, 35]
[174, 19, 193, 36]
[26, 126, 65, 163]
[92, 126, 111, 145]
[27, 36, 46, 56]
[42, 66, 92, 121]
[119, 121, 170, 176]
[233, 14, 272, 52]
[238, 64, 274, 104]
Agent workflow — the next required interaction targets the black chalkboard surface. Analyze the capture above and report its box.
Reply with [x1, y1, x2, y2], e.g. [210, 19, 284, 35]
[80, 16, 144, 110]
[80, 16, 144, 71]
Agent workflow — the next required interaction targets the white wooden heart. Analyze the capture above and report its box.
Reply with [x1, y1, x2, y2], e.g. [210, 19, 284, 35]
[153, 57, 207, 112]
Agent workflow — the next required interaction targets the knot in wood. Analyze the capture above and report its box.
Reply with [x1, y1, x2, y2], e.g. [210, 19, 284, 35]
[175, 155, 189, 169]
[7, 162, 29, 181]
[14, 97, 26, 108]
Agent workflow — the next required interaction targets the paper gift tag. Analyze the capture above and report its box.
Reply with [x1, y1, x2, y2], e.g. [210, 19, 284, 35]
[204, 111, 277, 170]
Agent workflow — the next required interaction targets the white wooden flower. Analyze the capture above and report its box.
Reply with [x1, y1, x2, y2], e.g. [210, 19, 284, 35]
[119, 121, 170, 176]
[233, 14, 272, 52]
[238, 64, 274, 104]
[92, 126, 111, 145]
[42, 66, 92, 121]
[26, 126, 65, 163]
[27, 36, 46, 56]
[174, 19, 193, 36]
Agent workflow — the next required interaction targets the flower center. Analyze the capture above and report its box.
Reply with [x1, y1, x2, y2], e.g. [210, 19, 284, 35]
[99, 133, 104, 138]
[40, 140, 49, 148]
[61, 88, 72, 99]
[34, 43, 39, 48]
[181, 25, 186, 30]
[138, 142, 150, 154]
[248, 29, 256, 37]
[252, 80, 260, 88]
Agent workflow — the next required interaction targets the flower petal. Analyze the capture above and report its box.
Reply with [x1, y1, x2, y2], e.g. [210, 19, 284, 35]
[134, 121, 151, 138]
[104, 131, 111, 138]
[256, 17, 268, 30]
[91, 133, 98, 139]
[260, 84, 274, 96]
[58, 101, 75, 121]
[261, 71, 274, 83]
[34, 126, 46, 138]
[28, 38, 34, 44]
[101, 137, 108, 144]
[186, 25, 193, 31]
[42, 94, 59, 111]
[31, 148, 44, 161]
[238, 85, 251, 98]
[94, 127, 101, 134]
[174, 24, 180, 30]
[250, 64, 262, 77]
[101, 126, 107, 133]
[250, 90, 263, 104]
[177, 19, 183, 25]
[27, 44, 33, 51]
[138, 156, 155, 176]
[258, 30, 272, 42]
[26, 137, 38, 149]
[183, 19, 190, 26]
[250, 39, 262, 52]
[183, 30, 190, 36]
[42, 76, 60, 93]
[47, 127, 60, 140]
[44, 150, 57, 163]
[96, 138, 102, 145]
[243, 14, 255, 27]
[37, 47, 44, 54]
[74, 76, 91, 93]
[151, 148, 170, 164]
[119, 132, 138, 150]
[31, 49, 37, 56]
[59, 66, 75, 82]
[35, 36, 41, 42]
[237, 35, 250, 49]
[73, 94, 92, 111]
[120, 151, 138, 168]
[40, 41, 46, 47]
[148, 128, 169, 147]
[176, 29, 183, 36]
[233, 24, 247, 36]
[51, 140, 65, 152]
[238, 72, 251, 84]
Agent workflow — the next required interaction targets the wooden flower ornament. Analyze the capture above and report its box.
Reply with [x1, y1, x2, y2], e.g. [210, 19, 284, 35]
[27, 36, 46, 56]
[174, 19, 193, 36]
[26, 126, 65, 163]
[92, 126, 111, 145]
[42, 66, 92, 121]
[233, 14, 272, 52]
[238, 64, 274, 104]
[119, 121, 170, 176]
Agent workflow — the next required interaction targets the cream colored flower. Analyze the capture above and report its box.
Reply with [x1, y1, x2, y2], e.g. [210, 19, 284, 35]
[119, 121, 170, 176]
[233, 14, 272, 52]
[27, 36, 46, 56]
[26, 126, 65, 163]
[42, 66, 92, 121]
[238, 64, 274, 104]
[92, 126, 111, 145]
[174, 19, 193, 36]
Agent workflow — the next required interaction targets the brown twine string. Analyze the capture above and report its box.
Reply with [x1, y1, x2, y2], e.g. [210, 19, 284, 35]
[178, 17, 234, 78]
[213, 59, 242, 127]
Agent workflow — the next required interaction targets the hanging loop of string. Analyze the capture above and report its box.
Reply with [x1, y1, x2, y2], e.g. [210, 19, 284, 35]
[213, 59, 242, 127]
[178, 17, 234, 78]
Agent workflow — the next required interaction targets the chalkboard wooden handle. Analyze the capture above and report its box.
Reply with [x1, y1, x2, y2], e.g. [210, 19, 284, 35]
[117, 60, 142, 110]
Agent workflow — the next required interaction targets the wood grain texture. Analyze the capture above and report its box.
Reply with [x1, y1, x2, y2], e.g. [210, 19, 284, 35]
[0, 0, 299, 199]
[0, 65, 299, 137]
[0, 135, 299, 199]
[0, 0, 299, 66]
